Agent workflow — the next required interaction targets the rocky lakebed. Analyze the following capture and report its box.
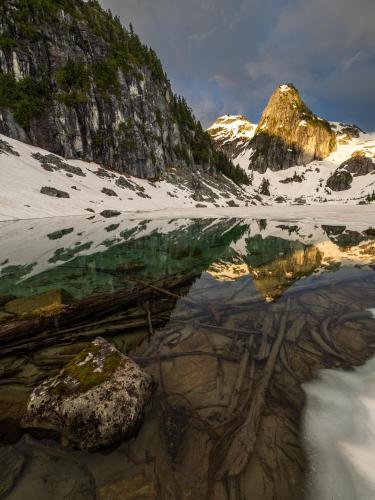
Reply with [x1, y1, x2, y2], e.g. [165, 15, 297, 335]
[0, 214, 375, 499]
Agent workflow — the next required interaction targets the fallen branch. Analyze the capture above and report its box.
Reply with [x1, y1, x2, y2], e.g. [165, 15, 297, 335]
[215, 296, 291, 479]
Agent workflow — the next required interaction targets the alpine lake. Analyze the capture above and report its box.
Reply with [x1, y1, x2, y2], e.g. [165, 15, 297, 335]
[0, 213, 375, 500]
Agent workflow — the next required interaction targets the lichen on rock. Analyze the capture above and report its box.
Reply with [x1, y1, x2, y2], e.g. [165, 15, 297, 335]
[21, 337, 154, 450]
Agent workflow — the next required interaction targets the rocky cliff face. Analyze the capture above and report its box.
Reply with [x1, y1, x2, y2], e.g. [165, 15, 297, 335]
[0, 0, 226, 179]
[248, 84, 337, 173]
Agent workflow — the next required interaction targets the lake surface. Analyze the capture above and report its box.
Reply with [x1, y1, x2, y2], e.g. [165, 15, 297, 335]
[0, 214, 375, 499]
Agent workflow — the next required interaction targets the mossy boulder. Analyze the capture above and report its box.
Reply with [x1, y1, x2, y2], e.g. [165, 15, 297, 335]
[21, 337, 154, 450]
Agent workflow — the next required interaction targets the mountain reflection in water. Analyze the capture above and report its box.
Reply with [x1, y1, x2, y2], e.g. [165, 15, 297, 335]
[0, 215, 375, 499]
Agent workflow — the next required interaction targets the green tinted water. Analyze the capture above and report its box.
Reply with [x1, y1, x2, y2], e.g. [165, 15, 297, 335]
[0, 215, 375, 499]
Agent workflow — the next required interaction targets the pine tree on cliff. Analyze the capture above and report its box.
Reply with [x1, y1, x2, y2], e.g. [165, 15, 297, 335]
[0, 0, 245, 184]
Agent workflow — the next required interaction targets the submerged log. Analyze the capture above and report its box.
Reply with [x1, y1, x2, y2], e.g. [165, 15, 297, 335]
[0, 273, 196, 357]
[214, 297, 291, 479]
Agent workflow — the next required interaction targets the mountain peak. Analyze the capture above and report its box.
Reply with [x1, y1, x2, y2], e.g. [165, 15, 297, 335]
[248, 84, 337, 173]
[207, 115, 256, 158]
[277, 83, 298, 94]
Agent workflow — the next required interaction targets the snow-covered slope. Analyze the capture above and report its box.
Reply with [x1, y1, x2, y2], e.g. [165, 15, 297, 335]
[0, 134, 253, 221]
[207, 115, 256, 158]
[244, 125, 375, 204]
[208, 114, 375, 205]
[1, 114, 374, 223]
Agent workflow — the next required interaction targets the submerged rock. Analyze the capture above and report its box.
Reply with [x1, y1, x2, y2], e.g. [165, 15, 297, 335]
[4, 289, 70, 317]
[0, 448, 25, 498]
[21, 337, 154, 450]
[0, 294, 17, 308]
[5, 437, 96, 500]
[98, 473, 157, 500]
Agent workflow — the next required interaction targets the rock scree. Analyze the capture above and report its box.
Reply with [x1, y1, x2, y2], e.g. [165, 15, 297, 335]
[21, 337, 154, 451]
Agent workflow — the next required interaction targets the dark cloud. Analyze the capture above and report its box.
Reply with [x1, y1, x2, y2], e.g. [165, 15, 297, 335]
[100, 0, 375, 130]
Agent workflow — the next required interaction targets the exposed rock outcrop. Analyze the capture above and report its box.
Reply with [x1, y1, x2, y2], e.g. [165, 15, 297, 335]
[339, 153, 375, 176]
[332, 122, 363, 144]
[249, 84, 336, 173]
[326, 170, 353, 191]
[325, 152, 374, 192]
[21, 337, 154, 450]
[40, 186, 70, 198]
[0, 0, 224, 180]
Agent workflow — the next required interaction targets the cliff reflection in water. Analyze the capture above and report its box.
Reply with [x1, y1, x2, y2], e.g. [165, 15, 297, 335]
[0, 215, 375, 499]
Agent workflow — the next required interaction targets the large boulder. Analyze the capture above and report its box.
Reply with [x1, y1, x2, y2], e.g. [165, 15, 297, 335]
[326, 170, 353, 191]
[21, 337, 154, 450]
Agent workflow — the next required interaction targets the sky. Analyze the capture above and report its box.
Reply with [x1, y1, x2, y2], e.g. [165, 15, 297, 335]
[100, 0, 375, 131]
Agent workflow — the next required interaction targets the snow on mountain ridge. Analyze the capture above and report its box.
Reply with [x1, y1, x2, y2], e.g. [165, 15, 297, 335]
[208, 111, 375, 205]
[207, 115, 257, 158]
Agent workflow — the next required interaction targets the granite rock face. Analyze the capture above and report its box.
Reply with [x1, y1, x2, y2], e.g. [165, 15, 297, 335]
[21, 337, 154, 450]
[249, 84, 336, 173]
[0, 1, 218, 179]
